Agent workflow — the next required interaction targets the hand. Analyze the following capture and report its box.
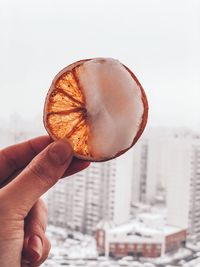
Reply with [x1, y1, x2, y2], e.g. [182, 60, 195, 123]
[0, 136, 90, 267]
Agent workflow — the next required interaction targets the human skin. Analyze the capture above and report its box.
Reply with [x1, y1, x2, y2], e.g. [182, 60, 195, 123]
[0, 136, 90, 266]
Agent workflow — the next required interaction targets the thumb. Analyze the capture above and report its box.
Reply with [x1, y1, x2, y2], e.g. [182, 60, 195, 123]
[1, 139, 73, 215]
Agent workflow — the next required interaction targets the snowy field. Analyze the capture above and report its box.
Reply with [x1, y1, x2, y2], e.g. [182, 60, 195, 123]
[41, 225, 200, 267]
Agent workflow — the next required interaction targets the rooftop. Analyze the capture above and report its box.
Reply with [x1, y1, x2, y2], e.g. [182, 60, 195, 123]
[105, 212, 185, 238]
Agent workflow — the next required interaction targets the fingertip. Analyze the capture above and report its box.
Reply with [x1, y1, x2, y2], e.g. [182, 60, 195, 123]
[29, 135, 53, 153]
[23, 235, 43, 263]
[48, 139, 73, 165]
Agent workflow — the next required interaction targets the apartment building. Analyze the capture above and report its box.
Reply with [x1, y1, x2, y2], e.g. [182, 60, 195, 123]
[48, 150, 133, 234]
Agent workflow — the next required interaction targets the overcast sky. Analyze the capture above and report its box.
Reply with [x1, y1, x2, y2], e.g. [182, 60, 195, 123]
[0, 0, 200, 129]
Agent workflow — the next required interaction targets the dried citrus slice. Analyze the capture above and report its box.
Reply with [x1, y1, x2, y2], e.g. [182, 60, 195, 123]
[44, 58, 148, 161]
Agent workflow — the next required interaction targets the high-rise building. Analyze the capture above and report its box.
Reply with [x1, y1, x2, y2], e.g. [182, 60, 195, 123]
[189, 140, 200, 242]
[0, 114, 44, 148]
[166, 130, 200, 242]
[48, 180, 69, 228]
[131, 137, 148, 205]
[166, 130, 192, 229]
[131, 128, 200, 243]
[131, 128, 170, 207]
[148, 129, 200, 243]
[47, 149, 134, 234]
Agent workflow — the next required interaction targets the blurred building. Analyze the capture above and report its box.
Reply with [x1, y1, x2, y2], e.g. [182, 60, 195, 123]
[131, 128, 170, 208]
[0, 114, 44, 148]
[166, 130, 192, 229]
[96, 212, 186, 258]
[167, 131, 200, 242]
[48, 150, 134, 235]
[48, 127, 200, 243]
[48, 162, 115, 233]
[189, 140, 200, 242]
[131, 128, 200, 243]
[166, 130, 200, 243]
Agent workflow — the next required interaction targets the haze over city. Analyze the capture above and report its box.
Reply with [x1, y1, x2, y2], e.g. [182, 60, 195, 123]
[0, 0, 200, 129]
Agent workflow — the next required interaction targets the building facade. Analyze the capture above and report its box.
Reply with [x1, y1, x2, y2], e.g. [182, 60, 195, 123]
[131, 128, 200, 243]
[166, 130, 200, 243]
[187, 135, 200, 242]
[48, 150, 133, 234]
[96, 213, 186, 258]
[131, 128, 170, 208]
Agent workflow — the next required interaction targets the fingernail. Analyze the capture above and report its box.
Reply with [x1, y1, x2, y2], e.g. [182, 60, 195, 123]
[49, 139, 73, 165]
[27, 235, 42, 261]
[21, 259, 31, 266]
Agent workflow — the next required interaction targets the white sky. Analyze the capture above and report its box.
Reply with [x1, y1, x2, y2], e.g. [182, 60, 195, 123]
[0, 0, 200, 129]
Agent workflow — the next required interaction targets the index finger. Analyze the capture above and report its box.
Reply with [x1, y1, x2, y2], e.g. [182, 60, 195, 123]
[0, 157, 90, 189]
[0, 136, 52, 183]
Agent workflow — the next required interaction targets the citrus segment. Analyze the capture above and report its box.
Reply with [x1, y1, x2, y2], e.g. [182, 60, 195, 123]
[55, 72, 84, 106]
[47, 110, 84, 137]
[47, 90, 82, 113]
[67, 120, 90, 157]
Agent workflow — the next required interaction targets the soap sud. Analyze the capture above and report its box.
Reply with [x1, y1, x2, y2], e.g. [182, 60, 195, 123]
[78, 58, 144, 159]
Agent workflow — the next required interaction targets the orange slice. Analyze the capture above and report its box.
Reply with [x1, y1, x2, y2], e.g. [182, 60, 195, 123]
[44, 58, 148, 161]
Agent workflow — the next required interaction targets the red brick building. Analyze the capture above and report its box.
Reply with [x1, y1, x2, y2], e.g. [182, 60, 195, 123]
[96, 214, 187, 258]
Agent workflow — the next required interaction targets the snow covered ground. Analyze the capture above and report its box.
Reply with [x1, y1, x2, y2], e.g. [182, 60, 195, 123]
[41, 225, 200, 267]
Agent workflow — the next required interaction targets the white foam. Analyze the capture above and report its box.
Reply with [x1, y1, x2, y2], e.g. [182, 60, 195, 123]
[78, 58, 144, 159]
